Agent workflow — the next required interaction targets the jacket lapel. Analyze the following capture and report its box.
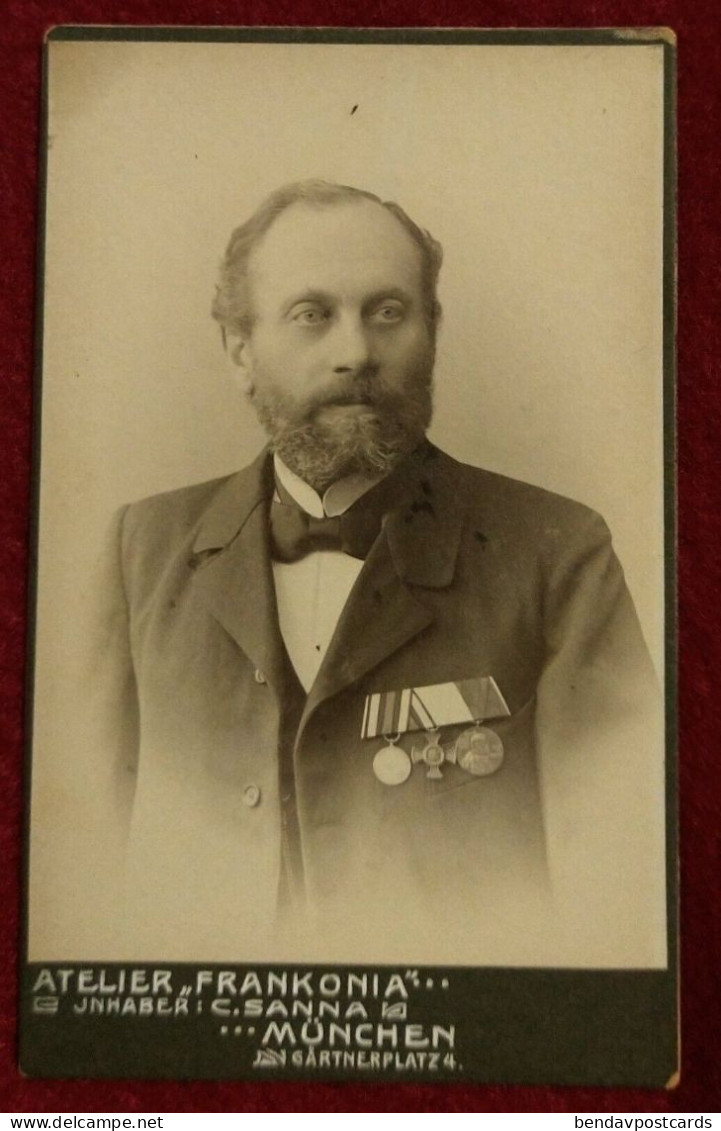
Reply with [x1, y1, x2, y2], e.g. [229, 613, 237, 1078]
[187, 443, 466, 710]
[188, 450, 288, 694]
[304, 444, 466, 714]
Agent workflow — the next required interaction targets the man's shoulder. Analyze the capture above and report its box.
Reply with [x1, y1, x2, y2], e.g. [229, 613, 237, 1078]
[432, 447, 605, 534]
[125, 472, 240, 525]
[119, 452, 268, 553]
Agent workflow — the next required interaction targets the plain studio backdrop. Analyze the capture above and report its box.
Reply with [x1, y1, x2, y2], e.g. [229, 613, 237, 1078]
[30, 38, 668, 960]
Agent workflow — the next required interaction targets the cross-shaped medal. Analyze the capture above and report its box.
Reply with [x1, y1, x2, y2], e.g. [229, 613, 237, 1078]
[411, 727, 457, 779]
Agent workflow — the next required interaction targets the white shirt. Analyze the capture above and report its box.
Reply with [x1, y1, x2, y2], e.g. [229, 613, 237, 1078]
[272, 455, 384, 692]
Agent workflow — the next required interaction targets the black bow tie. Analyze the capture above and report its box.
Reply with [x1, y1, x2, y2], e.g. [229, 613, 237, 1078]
[270, 500, 382, 563]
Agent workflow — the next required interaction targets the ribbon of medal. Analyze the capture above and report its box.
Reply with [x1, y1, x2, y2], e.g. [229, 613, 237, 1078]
[362, 677, 511, 786]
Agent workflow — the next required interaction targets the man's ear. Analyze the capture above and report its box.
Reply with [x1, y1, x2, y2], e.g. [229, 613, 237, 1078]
[225, 333, 254, 395]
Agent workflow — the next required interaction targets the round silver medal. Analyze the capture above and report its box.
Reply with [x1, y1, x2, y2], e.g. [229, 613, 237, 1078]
[454, 726, 504, 776]
[373, 742, 412, 786]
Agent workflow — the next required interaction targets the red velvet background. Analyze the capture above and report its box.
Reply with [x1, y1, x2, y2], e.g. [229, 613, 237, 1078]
[1, 0, 717, 1114]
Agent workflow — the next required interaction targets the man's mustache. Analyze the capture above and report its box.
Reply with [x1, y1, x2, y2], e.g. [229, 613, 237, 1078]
[308, 376, 396, 412]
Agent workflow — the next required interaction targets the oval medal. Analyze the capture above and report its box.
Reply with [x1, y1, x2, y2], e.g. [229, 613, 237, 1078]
[454, 726, 504, 777]
[373, 742, 412, 786]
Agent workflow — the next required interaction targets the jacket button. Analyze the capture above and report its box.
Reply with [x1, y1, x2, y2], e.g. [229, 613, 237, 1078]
[243, 784, 261, 808]
[254, 669, 267, 684]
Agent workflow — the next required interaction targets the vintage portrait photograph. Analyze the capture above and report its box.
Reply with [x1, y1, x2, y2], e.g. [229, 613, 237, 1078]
[22, 27, 675, 1084]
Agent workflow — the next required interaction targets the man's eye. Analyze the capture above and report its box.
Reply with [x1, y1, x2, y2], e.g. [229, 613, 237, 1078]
[292, 308, 327, 325]
[372, 304, 404, 323]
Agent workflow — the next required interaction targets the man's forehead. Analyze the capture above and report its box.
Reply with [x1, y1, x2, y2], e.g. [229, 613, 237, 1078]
[248, 199, 424, 288]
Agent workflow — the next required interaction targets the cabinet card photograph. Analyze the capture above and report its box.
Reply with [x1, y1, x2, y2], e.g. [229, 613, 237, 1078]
[22, 27, 676, 1085]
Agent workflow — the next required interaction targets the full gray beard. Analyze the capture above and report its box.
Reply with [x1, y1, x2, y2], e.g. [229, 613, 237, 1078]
[251, 374, 434, 492]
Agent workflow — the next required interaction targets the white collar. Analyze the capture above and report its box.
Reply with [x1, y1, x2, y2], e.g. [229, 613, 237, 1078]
[273, 454, 385, 518]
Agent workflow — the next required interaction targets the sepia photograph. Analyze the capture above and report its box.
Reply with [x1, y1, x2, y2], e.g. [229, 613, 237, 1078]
[22, 27, 675, 1083]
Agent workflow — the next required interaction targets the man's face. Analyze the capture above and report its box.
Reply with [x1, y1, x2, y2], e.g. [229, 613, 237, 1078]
[231, 199, 435, 489]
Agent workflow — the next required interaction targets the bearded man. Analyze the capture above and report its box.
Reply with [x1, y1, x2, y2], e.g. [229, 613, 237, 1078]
[94, 181, 665, 967]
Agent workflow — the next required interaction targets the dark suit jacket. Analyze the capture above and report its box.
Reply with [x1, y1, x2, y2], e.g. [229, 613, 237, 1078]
[93, 444, 665, 965]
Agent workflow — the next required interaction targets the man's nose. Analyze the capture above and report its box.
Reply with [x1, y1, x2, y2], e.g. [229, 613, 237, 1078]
[331, 314, 377, 374]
